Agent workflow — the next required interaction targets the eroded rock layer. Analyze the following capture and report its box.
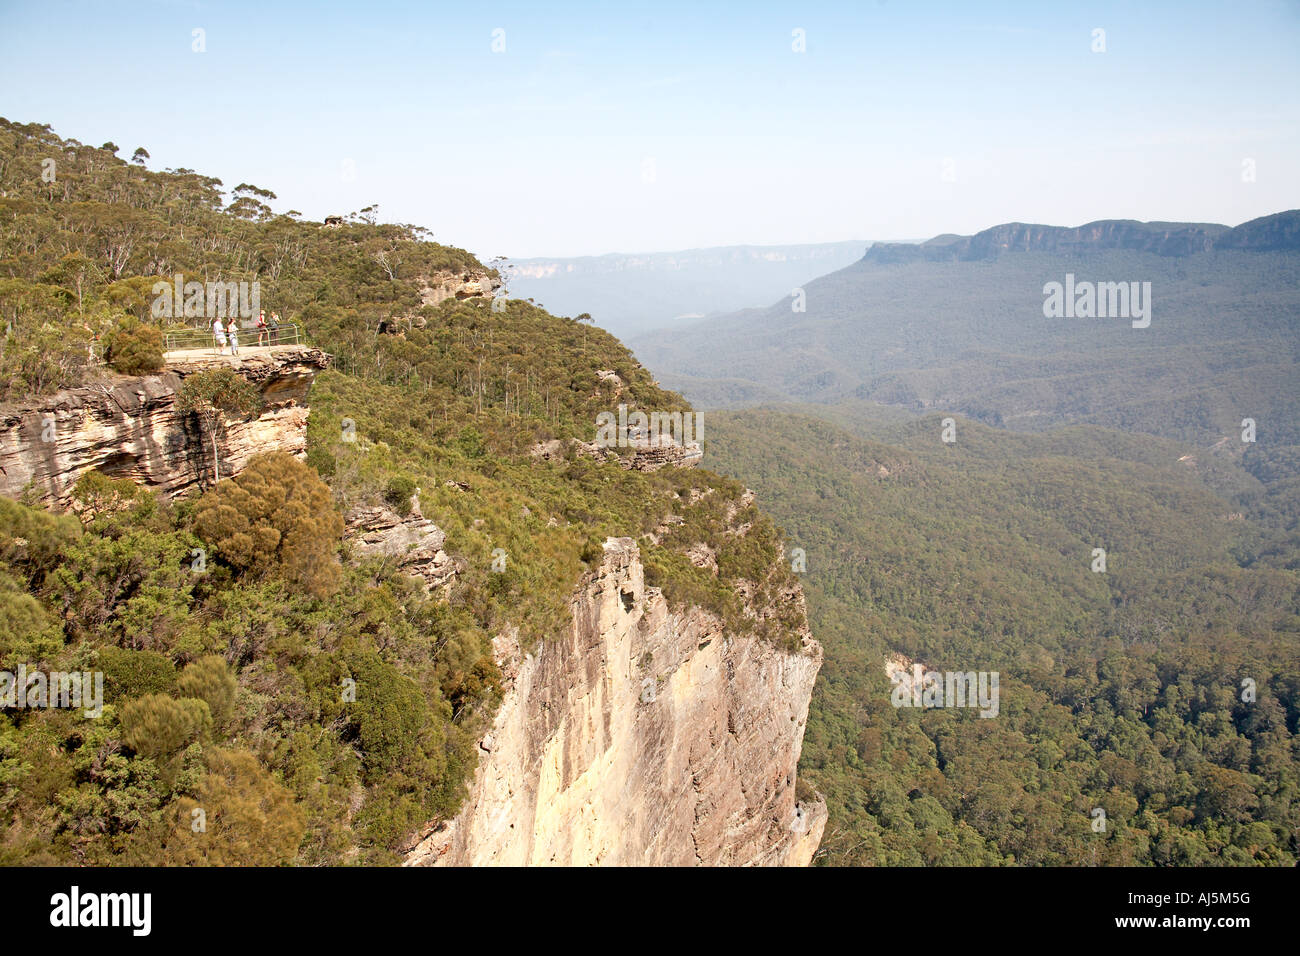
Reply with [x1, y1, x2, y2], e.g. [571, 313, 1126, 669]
[0, 346, 329, 505]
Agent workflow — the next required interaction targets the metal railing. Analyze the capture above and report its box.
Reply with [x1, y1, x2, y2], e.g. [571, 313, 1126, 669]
[163, 322, 303, 353]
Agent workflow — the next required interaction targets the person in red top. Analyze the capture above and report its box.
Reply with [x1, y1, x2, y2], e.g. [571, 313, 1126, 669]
[256, 309, 268, 346]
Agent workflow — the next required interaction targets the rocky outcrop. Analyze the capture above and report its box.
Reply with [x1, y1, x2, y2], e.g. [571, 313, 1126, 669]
[530, 435, 703, 472]
[417, 269, 502, 307]
[404, 537, 824, 867]
[345, 500, 459, 593]
[0, 346, 329, 505]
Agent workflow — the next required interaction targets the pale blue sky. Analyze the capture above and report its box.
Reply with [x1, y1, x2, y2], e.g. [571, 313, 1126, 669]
[2, 0, 1298, 256]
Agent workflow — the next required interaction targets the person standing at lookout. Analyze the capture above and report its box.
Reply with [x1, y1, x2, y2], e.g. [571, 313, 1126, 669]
[267, 310, 280, 345]
[228, 317, 240, 356]
[212, 317, 227, 355]
[256, 309, 268, 346]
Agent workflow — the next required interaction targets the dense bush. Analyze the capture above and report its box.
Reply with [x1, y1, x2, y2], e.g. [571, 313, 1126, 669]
[104, 317, 163, 374]
[193, 452, 344, 598]
[383, 475, 416, 516]
[120, 694, 212, 761]
[708, 408, 1300, 866]
[177, 656, 237, 728]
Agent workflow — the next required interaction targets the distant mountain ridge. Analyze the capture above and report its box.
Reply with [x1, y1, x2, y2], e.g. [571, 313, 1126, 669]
[508, 241, 871, 277]
[866, 210, 1300, 263]
[631, 209, 1300, 453]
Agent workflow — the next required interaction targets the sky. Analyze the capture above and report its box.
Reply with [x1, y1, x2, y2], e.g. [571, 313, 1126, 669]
[1, 0, 1298, 258]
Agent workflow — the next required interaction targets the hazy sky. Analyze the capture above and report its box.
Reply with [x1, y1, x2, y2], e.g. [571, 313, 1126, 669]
[2, 0, 1298, 257]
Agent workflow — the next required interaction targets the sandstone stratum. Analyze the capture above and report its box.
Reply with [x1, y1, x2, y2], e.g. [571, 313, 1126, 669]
[0, 346, 329, 505]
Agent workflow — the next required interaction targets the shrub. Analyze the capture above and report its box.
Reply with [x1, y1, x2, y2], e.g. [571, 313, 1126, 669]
[70, 470, 141, 523]
[119, 693, 212, 761]
[160, 749, 305, 865]
[383, 475, 416, 516]
[192, 452, 344, 598]
[98, 646, 177, 702]
[0, 496, 81, 586]
[177, 655, 237, 728]
[0, 569, 63, 661]
[455, 427, 485, 459]
[344, 652, 428, 781]
[104, 317, 163, 374]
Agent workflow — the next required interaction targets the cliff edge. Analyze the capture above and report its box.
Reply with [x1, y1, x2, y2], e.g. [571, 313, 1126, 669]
[0, 346, 330, 505]
[405, 536, 825, 866]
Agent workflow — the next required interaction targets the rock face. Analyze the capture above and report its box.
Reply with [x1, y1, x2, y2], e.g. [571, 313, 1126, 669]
[530, 435, 703, 472]
[345, 501, 459, 593]
[404, 537, 825, 867]
[418, 269, 502, 307]
[0, 346, 329, 505]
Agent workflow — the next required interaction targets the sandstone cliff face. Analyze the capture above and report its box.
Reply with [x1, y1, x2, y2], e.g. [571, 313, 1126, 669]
[418, 269, 502, 307]
[345, 500, 459, 594]
[0, 346, 329, 505]
[405, 536, 825, 867]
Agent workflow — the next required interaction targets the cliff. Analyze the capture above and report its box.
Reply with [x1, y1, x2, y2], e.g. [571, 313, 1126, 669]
[864, 210, 1300, 263]
[404, 536, 825, 867]
[0, 346, 330, 505]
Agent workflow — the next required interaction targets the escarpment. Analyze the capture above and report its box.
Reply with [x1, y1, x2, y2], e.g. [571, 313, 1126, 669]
[404, 536, 825, 867]
[0, 346, 329, 505]
[864, 210, 1300, 264]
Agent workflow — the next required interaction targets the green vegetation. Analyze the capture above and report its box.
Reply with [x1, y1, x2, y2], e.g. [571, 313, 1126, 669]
[636, 243, 1300, 456]
[707, 408, 1300, 865]
[103, 317, 163, 375]
[0, 117, 480, 399]
[177, 369, 263, 484]
[192, 452, 345, 599]
[0, 119, 801, 865]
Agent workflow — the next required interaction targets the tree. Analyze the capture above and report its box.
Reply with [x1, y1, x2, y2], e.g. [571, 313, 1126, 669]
[104, 317, 163, 374]
[40, 251, 103, 315]
[70, 469, 142, 523]
[102, 275, 161, 321]
[176, 368, 262, 483]
[192, 451, 344, 598]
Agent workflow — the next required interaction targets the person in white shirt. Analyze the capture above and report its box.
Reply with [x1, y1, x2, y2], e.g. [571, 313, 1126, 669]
[213, 317, 227, 355]
[228, 318, 240, 355]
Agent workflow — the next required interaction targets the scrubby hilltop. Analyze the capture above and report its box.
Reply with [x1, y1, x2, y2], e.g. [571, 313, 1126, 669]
[0, 118, 819, 865]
